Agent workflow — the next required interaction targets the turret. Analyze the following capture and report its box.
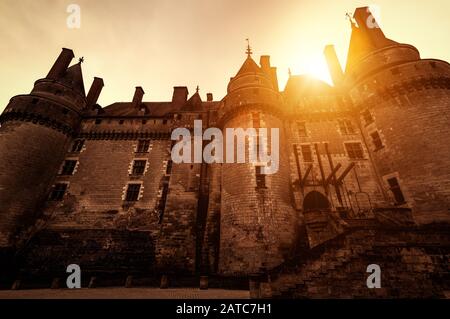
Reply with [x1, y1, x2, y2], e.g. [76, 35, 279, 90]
[345, 7, 450, 224]
[218, 44, 297, 275]
[0, 48, 91, 252]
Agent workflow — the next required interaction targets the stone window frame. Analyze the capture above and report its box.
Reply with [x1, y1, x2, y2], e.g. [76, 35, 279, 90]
[129, 158, 149, 176]
[382, 172, 408, 206]
[59, 158, 79, 176]
[299, 143, 314, 162]
[123, 182, 144, 202]
[343, 141, 365, 160]
[135, 139, 151, 153]
[70, 139, 85, 153]
[337, 118, 356, 135]
[49, 182, 69, 201]
[369, 130, 384, 151]
[361, 109, 375, 126]
[297, 121, 308, 137]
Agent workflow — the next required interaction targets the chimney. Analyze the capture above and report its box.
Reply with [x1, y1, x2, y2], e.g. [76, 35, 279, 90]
[86, 77, 104, 108]
[206, 93, 213, 102]
[353, 7, 388, 47]
[132, 86, 145, 108]
[260, 55, 279, 91]
[172, 86, 188, 107]
[47, 48, 75, 79]
[260, 55, 271, 71]
[324, 45, 344, 86]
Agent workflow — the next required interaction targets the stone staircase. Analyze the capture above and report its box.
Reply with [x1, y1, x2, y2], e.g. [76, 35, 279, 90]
[268, 229, 375, 298]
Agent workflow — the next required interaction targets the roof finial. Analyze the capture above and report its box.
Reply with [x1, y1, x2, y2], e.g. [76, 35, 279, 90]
[245, 38, 252, 58]
[78, 56, 84, 64]
[196, 85, 199, 93]
[288, 68, 292, 77]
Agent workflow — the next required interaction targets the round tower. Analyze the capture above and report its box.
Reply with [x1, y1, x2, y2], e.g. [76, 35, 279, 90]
[218, 48, 297, 275]
[346, 7, 450, 224]
[0, 48, 87, 249]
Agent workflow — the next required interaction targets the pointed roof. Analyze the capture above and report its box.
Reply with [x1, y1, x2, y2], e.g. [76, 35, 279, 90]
[186, 91, 202, 109]
[60, 62, 86, 97]
[345, 7, 398, 72]
[235, 56, 262, 77]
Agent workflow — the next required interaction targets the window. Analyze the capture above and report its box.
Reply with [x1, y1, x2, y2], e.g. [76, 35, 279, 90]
[136, 140, 150, 153]
[387, 177, 406, 204]
[297, 122, 307, 137]
[338, 119, 356, 134]
[162, 119, 167, 125]
[49, 183, 67, 201]
[157, 183, 169, 223]
[95, 119, 102, 125]
[119, 119, 124, 124]
[345, 142, 364, 159]
[71, 139, 85, 153]
[61, 160, 77, 175]
[132, 160, 146, 175]
[361, 109, 374, 125]
[255, 166, 266, 188]
[252, 112, 260, 128]
[370, 131, 384, 150]
[301, 145, 313, 162]
[142, 119, 147, 124]
[125, 184, 141, 201]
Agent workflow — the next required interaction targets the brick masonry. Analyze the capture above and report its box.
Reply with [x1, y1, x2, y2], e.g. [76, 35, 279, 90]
[0, 7, 449, 297]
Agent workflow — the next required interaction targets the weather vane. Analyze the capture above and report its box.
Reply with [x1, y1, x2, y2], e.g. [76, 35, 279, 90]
[245, 38, 252, 57]
[345, 12, 356, 27]
[78, 56, 84, 63]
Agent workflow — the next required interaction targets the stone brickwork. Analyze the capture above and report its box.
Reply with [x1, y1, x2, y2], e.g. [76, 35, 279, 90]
[0, 7, 449, 298]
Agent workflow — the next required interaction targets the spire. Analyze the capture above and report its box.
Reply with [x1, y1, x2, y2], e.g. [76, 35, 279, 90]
[196, 85, 200, 94]
[245, 38, 252, 57]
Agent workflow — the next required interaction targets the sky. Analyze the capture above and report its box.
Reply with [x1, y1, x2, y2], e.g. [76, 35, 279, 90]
[0, 0, 449, 112]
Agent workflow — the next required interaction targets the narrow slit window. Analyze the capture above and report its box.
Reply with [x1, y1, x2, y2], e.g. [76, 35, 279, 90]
[371, 131, 384, 150]
[387, 177, 406, 204]
[255, 166, 266, 189]
[297, 122, 307, 137]
[301, 145, 313, 162]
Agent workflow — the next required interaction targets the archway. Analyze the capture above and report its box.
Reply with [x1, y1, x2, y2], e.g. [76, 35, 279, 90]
[303, 191, 330, 211]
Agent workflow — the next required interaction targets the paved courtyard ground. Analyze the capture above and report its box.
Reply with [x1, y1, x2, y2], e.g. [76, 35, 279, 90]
[0, 287, 250, 299]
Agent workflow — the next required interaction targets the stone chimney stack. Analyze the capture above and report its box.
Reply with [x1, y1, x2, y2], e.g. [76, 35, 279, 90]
[172, 86, 188, 107]
[323, 45, 344, 86]
[46, 48, 75, 80]
[86, 77, 104, 108]
[260, 55, 279, 91]
[132, 86, 145, 108]
[206, 93, 213, 102]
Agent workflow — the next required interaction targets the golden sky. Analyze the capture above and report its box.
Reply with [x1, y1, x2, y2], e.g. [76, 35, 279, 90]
[1, 0, 449, 112]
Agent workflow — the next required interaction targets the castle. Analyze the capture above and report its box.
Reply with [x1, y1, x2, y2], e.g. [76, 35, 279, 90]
[0, 7, 449, 297]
